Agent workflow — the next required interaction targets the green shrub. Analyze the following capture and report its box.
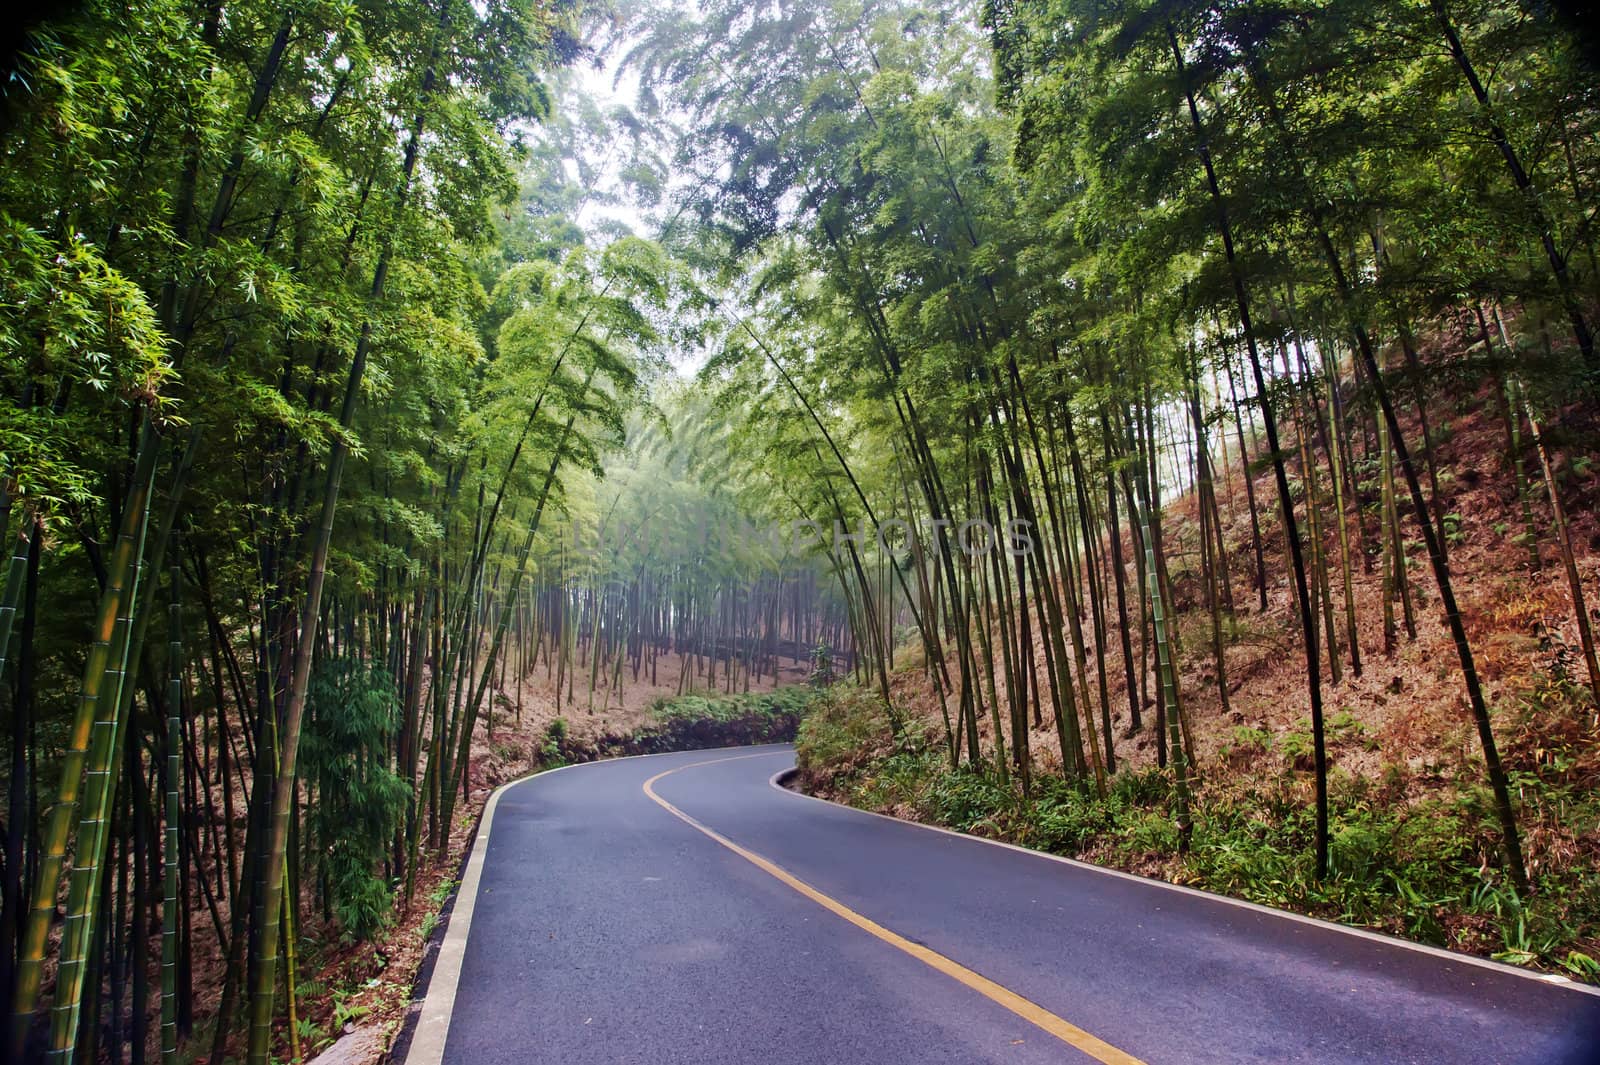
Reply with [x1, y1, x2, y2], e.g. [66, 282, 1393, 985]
[1328, 822, 1386, 881]
[1030, 788, 1117, 852]
[1279, 726, 1315, 769]
[303, 659, 411, 942]
[852, 748, 940, 809]
[1220, 726, 1272, 764]
[555, 686, 821, 762]
[1119, 810, 1182, 855]
[924, 766, 1016, 832]
[795, 686, 894, 781]
[539, 717, 569, 768]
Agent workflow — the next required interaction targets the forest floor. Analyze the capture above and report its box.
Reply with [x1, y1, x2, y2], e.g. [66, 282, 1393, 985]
[799, 329, 1600, 981]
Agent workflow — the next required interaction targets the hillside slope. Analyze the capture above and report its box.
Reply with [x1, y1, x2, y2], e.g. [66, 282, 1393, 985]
[799, 327, 1600, 980]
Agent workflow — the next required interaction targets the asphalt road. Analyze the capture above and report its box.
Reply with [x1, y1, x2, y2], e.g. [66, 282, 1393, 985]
[410, 744, 1600, 1065]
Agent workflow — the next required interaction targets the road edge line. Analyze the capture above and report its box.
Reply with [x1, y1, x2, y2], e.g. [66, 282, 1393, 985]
[400, 768, 517, 1065]
[767, 766, 1600, 999]
[400, 746, 789, 1065]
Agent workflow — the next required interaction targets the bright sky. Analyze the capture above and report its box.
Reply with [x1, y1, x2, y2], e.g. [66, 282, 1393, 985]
[571, 52, 650, 239]
[562, 12, 719, 376]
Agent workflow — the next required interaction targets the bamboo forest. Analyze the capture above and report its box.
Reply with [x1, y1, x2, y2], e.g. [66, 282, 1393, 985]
[2, 0, 1599, 1061]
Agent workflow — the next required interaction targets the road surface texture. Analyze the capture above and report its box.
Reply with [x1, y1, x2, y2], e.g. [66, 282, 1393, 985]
[405, 745, 1600, 1065]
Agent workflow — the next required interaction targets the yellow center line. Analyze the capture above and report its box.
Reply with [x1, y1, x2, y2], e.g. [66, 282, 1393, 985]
[642, 754, 1147, 1065]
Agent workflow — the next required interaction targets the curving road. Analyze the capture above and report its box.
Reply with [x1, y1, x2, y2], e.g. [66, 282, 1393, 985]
[402, 745, 1600, 1065]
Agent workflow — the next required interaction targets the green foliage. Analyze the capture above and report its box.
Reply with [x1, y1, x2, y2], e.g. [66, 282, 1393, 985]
[794, 686, 897, 779]
[1279, 725, 1316, 769]
[799, 686, 1600, 979]
[1326, 710, 1376, 749]
[652, 685, 812, 724]
[624, 688, 812, 750]
[539, 718, 570, 768]
[429, 877, 459, 907]
[806, 643, 837, 688]
[851, 749, 943, 811]
[329, 985, 369, 1031]
[1220, 726, 1273, 763]
[295, 1016, 328, 1054]
[303, 660, 411, 942]
[924, 767, 1019, 833]
[0, 217, 172, 525]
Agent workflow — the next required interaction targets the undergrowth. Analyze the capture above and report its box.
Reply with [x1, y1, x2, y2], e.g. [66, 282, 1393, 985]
[544, 687, 816, 764]
[796, 680, 1600, 981]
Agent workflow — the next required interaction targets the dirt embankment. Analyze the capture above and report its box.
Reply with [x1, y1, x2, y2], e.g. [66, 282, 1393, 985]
[878, 352, 1600, 799]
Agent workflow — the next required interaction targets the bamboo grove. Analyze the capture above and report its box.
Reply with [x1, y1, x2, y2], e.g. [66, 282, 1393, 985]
[3, 0, 1600, 1059]
[0, 0, 867, 1061]
[629, 0, 1600, 895]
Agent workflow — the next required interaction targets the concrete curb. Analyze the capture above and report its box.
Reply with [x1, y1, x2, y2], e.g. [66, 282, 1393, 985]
[395, 771, 518, 1065]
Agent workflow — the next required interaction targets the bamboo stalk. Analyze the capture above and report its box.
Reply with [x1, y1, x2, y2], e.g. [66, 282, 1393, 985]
[163, 568, 183, 1065]
[10, 419, 158, 1062]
